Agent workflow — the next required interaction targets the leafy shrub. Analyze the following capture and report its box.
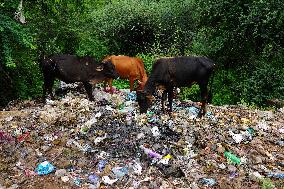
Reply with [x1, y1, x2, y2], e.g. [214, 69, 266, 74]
[236, 62, 284, 106]
[179, 85, 200, 102]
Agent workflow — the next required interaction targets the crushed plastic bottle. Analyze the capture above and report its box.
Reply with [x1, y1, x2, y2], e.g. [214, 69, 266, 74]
[267, 172, 284, 179]
[94, 134, 107, 145]
[199, 178, 217, 186]
[127, 91, 137, 101]
[140, 145, 162, 159]
[276, 140, 284, 146]
[131, 160, 142, 175]
[185, 106, 200, 119]
[89, 174, 100, 185]
[61, 176, 69, 182]
[229, 130, 243, 143]
[224, 151, 241, 165]
[98, 159, 108, 172]
[35, 161, 55, 175]
[112, 167, 129, 178]
[102, 176, 118, 185]
[73, 177, 81, 186]
[151, 126, 160, 137]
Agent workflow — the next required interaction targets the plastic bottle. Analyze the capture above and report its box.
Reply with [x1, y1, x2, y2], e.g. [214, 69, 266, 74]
[200, 178, 216, 186]
[224, 151, 241, 165]
[267, 172, 284, 179]
[140, 145, 162, 159]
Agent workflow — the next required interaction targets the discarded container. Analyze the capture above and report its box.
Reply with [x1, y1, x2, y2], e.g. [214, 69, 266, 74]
[61, 176, 70, 182]
[0, 131, 15, 143]
[247, 127, 255, 135]
[73, 177, 81, 186]
[98, 160, 108, 172]
[94, 134, 107, 145]
[267, 172, 284, 179]
[89, 174, 100, 184]
[185, 106, 200, 119]
[229, 171, 238, 179]
[131, 161, 142, 175]
[102, 176, 118, 185]
[257, 120, 269, 130]
[55, 169, 67, 177]
[276, 140, 284, 146]
[224, 151, 241, 165]
[249, 171, 264, 181]
[112, 167, 129, 178]
[127, 92, 137, 101]
[35, 161, 55, 175]
[159, 154, 172, 165]
[151, 126, 160, 137]
[148, 115, 159, 123]
[229, 130, 243, 143]
[199, 178, 216, 186]
[126, 114, 132, 125]
[140, 145, 162, 159]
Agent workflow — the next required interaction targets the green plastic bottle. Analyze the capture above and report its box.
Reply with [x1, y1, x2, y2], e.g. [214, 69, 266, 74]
[224, 151, 241, 165]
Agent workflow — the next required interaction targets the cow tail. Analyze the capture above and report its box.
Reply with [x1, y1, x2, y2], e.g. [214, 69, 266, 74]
[207, 64, 216, 103]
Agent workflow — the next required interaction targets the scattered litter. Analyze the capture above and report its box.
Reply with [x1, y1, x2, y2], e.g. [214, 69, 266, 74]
[35, 161, 56, 175]
[102, 176, 118, 185]
[0, 88, 283, 188]
[199, 178, 217, 186]
[224, 151, 241, 165]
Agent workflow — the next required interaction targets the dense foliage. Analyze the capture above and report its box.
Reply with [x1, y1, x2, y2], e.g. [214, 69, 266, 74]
[0, 0, 283, 107]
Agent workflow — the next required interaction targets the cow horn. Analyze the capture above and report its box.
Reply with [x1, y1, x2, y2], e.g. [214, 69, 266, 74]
[96, 66, 103, 72]
[138, 80, 142, 84]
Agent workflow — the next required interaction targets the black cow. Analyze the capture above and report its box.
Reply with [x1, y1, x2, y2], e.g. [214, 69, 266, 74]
[137, 56, 215, 117]
[41, 54, 119, 101]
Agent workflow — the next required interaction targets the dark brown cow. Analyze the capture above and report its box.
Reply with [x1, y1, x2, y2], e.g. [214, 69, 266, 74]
[102, 55, 148, 93]
[41, 54, 119, 101]
[137, 56, 215, 117]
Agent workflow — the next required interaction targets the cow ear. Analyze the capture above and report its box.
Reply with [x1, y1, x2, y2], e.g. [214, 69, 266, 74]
[96, 65, 104, 72]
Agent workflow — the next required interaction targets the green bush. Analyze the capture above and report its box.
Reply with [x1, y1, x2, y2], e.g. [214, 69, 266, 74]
[179, 85, 200, 102]
[236, 62, 284, 106]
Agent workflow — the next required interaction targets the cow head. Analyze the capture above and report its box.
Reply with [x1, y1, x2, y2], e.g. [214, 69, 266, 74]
[136, 90, 154, 113]
[137, 78, 147, 91]
[99, 61, 119, 79]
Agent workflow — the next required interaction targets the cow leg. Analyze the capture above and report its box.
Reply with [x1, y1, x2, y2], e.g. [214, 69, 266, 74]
[42, 75, 55, 101]
[199, 83, 208, 117]
[161, 91, 167, 113]
[42, 83, 47, 102]
[83, 82, 94, 101]
[167, 87, 174, 112]
[129, 78, 134, 92]
[104, 79, 108, 91]
[108, 79, 114, 94]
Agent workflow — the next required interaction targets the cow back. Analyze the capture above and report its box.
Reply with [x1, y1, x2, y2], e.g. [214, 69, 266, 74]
[104, 55, 143, 80]
[49, 55, 100, 82]
[144, 56, 215, 93]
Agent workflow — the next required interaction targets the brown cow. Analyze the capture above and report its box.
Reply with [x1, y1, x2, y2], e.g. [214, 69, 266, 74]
[102, 55, 148, 93]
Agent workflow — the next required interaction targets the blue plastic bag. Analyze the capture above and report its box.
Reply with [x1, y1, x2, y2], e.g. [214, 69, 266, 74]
[35, 161, 55, 175]
[98, 159, 108, 172]
[127, 92, 137, 101]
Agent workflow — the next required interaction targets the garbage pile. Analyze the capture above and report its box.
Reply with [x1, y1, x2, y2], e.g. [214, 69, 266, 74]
[0, 87, 283, 189]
